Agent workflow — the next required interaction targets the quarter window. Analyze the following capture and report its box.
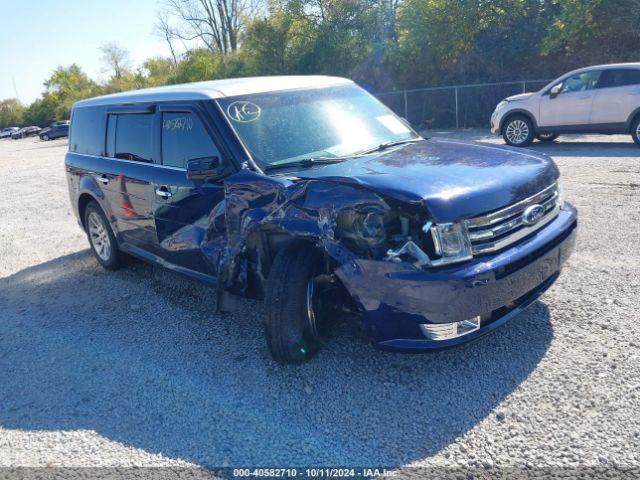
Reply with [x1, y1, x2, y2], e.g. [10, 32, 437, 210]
[161, 112, 220, 169]
[70, 107, 106, 156]
[107, 113, 154, 163]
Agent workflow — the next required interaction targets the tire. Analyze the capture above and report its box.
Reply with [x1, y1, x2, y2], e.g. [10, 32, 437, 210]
[42, 135, 50, 141]
[265, 243, 328, 364]
[536, 133, 559, 142]
[632, 117, 640, 147]
[503, 115, 535, 147]
[84, 201, 121, 270]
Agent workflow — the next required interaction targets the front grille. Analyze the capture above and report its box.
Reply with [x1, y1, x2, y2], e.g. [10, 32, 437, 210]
[465, 183, 560, 255]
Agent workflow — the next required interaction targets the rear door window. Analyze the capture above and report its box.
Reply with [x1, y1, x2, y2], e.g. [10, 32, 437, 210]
[597, 69, 640, 88]
[107, 113, 154, 162]
[161, 112, 220, 169]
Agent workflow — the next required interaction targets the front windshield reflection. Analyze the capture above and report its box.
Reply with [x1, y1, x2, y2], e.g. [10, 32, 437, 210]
[217, 84, 419, 167]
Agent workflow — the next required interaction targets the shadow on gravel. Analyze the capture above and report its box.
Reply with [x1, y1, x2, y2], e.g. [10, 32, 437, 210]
[427, 131, 637, 158]
[525, 141, 638, 158]
[0, 250, 554, 467]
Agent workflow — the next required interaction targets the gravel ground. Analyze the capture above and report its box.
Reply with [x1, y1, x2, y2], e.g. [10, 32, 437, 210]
[0, 133, 639, 476]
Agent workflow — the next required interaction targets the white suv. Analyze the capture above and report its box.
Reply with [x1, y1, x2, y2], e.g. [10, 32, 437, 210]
[491, 63, 640, 147]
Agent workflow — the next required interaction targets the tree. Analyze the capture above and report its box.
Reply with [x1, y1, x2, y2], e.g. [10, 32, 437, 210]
[142, 57, 178, 86]
[542, 0, 640, 68]
[171, 48, 245, 83]
[159, 0, 260, 54]
[0, 98, 25, 128]
[25, 65, 102, 124]
[100, 42, 132, 80]
[23, 97, 57, 127]
[155, 14, 180, 66]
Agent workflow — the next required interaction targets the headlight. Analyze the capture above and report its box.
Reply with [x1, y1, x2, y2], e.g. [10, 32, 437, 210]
[425, 222, 473, 266]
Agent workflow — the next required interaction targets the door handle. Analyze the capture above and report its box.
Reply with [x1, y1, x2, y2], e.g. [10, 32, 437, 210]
[97, 175, 109, 185]
[577, 94, 591, 100]
[155, 186, 172, 198]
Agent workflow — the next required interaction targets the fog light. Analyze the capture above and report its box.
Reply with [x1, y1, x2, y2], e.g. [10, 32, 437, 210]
[420, 316, 481, 340]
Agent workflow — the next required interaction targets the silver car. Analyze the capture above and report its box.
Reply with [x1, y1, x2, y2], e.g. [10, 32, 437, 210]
[491, 63, 640, 147]
[0, 127, 19, 139]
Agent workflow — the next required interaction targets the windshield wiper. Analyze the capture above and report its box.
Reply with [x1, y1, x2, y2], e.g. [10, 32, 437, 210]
[264, 157, 349, 171]
[263, 138, 423, 172]
[354, 138, 423, 156]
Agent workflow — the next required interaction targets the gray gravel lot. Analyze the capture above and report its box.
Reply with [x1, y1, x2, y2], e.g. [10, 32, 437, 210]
[0, 132, 639, 474]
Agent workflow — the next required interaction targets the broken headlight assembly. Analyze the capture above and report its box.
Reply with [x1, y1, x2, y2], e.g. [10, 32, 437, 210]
[385, 220, 473, 268]
[337, 210, 473, 268]
[425, 221, 473, 266]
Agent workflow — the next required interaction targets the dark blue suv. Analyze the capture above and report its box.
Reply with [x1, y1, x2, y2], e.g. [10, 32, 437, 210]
[40, 121, 70, 140]
[65, 76, 577, 364]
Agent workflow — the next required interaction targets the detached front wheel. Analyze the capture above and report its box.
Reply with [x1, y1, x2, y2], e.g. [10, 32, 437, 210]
[503, 115, 534, 147]
[265, 243, 329, 364]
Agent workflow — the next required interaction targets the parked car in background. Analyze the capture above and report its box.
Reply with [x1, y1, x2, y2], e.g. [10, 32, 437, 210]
[492, 63, 640, 147]
[11, 126, 41, 139]
[0, 127, 20, 139]
[66, 76, 577, 364]
[39, 121, 70, 140]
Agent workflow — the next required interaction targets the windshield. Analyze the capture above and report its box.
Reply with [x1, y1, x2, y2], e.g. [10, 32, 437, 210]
[217, 84, 418, 167]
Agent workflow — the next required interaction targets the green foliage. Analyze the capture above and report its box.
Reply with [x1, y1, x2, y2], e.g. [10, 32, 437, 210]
[172, 49, 246, 84]
[22, 65, 101, 126]
[141, 58, 177, 86]
[4, 0, 638, 122]
[542, 0, 640, 67]
[0, 99, 25, 129]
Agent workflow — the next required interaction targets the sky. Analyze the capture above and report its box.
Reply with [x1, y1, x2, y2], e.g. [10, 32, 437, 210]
[0, 0, 173, 104]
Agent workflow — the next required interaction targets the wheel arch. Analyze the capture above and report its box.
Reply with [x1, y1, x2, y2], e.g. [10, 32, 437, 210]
[627, 107, 640, 133]
[500, 109, 538, 134]
[78, 192, 99, 230]
[243, 228, 325, 300]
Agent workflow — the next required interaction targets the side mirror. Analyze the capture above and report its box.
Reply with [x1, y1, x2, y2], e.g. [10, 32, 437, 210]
[549, 84, 562, 99]
[186, 156, 226, 181]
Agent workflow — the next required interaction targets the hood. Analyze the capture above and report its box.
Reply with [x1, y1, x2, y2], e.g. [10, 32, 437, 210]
[285, 138, 559, 222]
[506, 92, 535, 102]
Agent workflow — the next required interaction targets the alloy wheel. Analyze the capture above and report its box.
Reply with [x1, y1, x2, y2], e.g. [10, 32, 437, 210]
[88, 212, 112, 261]
[506, 120, 530, 145]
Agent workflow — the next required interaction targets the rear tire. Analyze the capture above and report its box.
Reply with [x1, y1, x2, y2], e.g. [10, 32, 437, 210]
[632, 117, 640, 147]
[84, 202, 121, 270]
[42, 135, 50, 141]
[536, 133, 559, 142]
[265, 243, 328, 364]
[503, 115, 534, 147]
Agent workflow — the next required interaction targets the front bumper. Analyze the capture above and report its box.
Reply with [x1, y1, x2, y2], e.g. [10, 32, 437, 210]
[490, 111, 502, 134]
[335, 203, 577, 351]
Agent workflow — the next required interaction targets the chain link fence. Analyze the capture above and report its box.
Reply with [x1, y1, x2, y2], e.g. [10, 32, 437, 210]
[374, 80, 552, 130]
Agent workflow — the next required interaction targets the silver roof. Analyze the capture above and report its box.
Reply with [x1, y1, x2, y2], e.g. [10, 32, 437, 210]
[540, 62, 640, 92]
[74, 75, 354, 108]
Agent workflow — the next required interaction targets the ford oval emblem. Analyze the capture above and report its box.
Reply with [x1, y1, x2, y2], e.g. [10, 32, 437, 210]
[522, 204, 546, 226]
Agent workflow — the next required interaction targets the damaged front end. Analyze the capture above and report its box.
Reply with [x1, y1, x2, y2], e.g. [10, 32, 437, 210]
[210, 169, 577, 352]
